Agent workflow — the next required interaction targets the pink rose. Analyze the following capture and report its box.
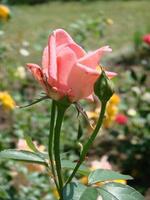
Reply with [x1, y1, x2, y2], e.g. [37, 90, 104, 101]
[91, 156, 112, 170]
[27, 29, 116, 102]
[143, 34, 150, 45]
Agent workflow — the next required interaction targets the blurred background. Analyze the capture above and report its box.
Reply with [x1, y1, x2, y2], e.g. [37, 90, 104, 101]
[0, 0, 150, 199]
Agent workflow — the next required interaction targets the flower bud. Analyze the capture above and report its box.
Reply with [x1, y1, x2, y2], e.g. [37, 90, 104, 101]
[94, 70, 114, 103]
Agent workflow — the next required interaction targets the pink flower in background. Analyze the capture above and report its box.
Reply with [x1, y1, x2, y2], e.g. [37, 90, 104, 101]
[91, 156, 112, 170]
[27, 29, 116, 102]
[143, 34, 150, 45]
[115, 113, 128, 125]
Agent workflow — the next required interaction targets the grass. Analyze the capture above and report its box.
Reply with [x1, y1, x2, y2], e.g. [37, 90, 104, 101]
[1, 0, 150, 75]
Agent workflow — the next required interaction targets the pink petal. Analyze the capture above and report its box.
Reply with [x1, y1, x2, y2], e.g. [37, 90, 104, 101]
[67, 43, 86, 59]
[27, 63, 44, 83]
[79, 46, 112, 69]
[55, 29, 86, 59]
[85, 94, 95, 101]
[26, 63, 48, 94]
[46, 29, 77, 84]
[42, 47, 49, 75]
[68, 63, 99, 102]
[105, 71, 117, 79]
[57, 46, 76, 88]
[47, 33, 57, 82]
[54, 29, 74, 46]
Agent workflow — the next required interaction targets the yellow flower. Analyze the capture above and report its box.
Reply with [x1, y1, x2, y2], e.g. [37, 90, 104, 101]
[0, 91, 15, 110]
[106, 105, 118, 116]
[86, 94, 121, 129]
[103, 94, 120, 128]
[0, 4, 10, 20]
[109, 94, 120, 105]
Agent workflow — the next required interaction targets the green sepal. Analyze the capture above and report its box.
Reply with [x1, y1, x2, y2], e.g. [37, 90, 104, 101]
[56, 96, 71, 110]
[94, 70, 114, 103]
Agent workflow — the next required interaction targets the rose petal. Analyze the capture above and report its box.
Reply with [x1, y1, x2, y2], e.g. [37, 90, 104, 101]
[47, 33, 57, 83]
[57, 46, 76, 88]
[67, 43, 86, 59]
[68, 63, 99, 101]
[27, 63, 43, 83]
[85, 94, 95, 101]
[54, 29, 74, 46]
[79, 46, 112, 69]
[42, 47, 49, 75]
[105, 71, 117, 79]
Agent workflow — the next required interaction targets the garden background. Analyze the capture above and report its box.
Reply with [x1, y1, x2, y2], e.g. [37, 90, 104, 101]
[0, 0, 150, 199]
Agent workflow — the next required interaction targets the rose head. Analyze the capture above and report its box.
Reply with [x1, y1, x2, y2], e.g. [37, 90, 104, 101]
[115, 113, 128, 125]
[27, 29, 116, 102]
[143, 34, 150, 45]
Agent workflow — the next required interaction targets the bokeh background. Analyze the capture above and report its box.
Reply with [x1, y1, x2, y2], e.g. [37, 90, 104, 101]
[0, 0, 150, 199]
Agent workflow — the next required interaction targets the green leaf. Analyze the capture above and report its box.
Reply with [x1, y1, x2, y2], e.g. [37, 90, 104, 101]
[0, 149, 46, 165]
[0, 187, 10, 199]
[80, 187, 99, 200]
[97, 182, 144, 200]
[24, 133, 39, 152]
[88, 169, 133, 184]
[61, 160, 90, 176]
[63, 182, 87, 200]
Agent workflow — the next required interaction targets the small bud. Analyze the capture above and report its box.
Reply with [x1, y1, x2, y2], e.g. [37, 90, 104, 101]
[94, 70, 114, 103]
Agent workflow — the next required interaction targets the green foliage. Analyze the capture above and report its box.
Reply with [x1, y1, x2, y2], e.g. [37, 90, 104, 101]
[0, 149, 47, 165]
[133, 31, 143, 50]
[63, 182, 87, 200]
[88, 169, 133, 184]
[61, 160, 90, 176]
[23, 133, 39, 152]
[63, 182, 144, 200]
[98, 183, 144, 200]
[0, 187, 10, 199]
